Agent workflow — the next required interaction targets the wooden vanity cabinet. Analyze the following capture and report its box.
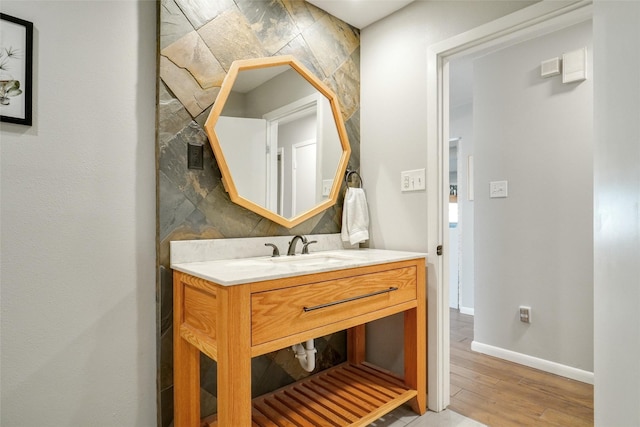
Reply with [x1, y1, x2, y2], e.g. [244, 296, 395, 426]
[173, 257, 427, 426]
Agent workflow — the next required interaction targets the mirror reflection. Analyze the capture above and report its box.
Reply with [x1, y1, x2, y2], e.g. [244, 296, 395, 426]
[205, 56, 350, 228]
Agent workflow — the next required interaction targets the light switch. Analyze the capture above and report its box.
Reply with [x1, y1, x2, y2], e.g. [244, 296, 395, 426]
[401, 169, 426, 192]
[322, 179, 333, 197]
[490, 180, 508, 198]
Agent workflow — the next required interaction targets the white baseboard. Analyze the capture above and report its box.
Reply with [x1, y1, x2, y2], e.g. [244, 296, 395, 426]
[470, 340, 594, 385]
[459, 306, 474, 316]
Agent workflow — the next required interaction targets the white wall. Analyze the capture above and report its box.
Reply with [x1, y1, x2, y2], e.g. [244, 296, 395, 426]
[361, 0, 535, 374]
[472, 21, 593, 373]
[593, 1, 640, 424]
[361, 0, 534, 253]
[0, 2, 157, 426]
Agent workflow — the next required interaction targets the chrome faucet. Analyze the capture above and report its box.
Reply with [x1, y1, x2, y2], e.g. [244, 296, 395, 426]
[287, 235, 307, 256]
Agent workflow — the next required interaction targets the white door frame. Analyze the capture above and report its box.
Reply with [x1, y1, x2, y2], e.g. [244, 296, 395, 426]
[425, 0, 593, 411]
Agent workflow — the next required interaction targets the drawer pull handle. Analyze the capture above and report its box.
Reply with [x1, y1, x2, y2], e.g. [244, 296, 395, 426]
[303, 287, 399, 312]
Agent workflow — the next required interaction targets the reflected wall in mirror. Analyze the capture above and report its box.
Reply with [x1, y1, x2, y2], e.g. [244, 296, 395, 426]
[204, 55, 351, 228]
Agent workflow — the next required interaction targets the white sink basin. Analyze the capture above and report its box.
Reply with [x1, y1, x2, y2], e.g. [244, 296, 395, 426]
[269, 252, 359, 266]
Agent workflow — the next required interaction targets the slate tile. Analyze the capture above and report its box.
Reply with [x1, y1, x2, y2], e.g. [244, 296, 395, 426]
[160, 55, 219, 117]
[159, 266, 173, 334]
[273, 34, 324, 79]
[200, 353, 218, 396]
[329, 14, 360, 58]
[331, 55, 360, 122]
[198, 9, 268, 72]
[159, 121, 218, 209]
[160, 386, 174, 427]
[303, 14, 358, 78]
[196, 185, 264, 237]
[327, 329, 347, 360]
[174, 0, 234, 30]
[161, 31, 226, 90]
[159, 326, 174, 391]
[200, 388, 217, 419]
[253, 358, 295, 398]
[310, 206, 341, 235]
[158, 82, 192, 147]
[235, 0, 297, 55]
[346, 108, 360, 168]
[248, 217, 293, 237]
[251, 355, 273, 397]
[160, 0, 195, 50]
[282, 0, 323, 33]
[159, 170, 198, 240]
[272, 347, 310, 381]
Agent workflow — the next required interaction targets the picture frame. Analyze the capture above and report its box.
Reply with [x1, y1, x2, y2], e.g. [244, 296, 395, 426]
[1, 13, 33, 126]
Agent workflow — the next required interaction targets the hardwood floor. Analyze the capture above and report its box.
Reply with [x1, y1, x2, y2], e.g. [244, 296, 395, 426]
[449, 309, 594, 426]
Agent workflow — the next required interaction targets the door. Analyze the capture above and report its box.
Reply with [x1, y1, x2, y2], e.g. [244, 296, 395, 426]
[215, 116, 267, 207]
[291, 139, 316, 217]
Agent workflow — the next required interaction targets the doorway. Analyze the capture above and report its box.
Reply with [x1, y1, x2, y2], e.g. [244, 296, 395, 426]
[426, 1, 594, 411]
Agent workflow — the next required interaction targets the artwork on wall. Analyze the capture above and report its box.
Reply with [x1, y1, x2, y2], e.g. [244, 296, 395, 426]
[0, 13, 33, 126]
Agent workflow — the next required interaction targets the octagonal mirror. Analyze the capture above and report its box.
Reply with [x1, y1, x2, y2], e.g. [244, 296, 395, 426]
[204, 55, 351, 228]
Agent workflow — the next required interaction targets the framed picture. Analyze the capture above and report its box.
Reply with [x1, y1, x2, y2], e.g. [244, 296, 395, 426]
[0, 13, 33, 126]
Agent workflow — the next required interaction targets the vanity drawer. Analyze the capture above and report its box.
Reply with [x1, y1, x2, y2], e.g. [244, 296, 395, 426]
[251, 265, 417, 346]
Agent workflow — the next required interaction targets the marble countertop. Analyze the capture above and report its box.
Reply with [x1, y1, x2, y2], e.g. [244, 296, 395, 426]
[171, 248, 427, 286]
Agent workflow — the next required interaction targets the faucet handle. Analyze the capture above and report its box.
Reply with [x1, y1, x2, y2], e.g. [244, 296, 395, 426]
[302, 240, 317, 255]
[264, 243, 280, 257]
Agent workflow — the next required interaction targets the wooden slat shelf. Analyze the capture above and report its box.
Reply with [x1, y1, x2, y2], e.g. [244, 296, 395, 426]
[202, 363, 417, 427]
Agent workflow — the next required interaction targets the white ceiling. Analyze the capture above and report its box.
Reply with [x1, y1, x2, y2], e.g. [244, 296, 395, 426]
[306, 0, 415, 29]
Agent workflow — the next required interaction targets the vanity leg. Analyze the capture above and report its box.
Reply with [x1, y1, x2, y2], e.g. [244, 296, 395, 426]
[347, 324, 366, 364]
[173, 274, 201, 427]
[216, 285, 252, 426]
[404, 308, 426, 414]
[405, 263, 427, 415]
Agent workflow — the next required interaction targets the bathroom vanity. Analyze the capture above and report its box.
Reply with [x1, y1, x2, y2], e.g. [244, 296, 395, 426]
[171, 242, 426, 426]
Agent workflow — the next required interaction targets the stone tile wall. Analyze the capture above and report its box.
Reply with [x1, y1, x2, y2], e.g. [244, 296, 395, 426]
[157, 1, 360, 425]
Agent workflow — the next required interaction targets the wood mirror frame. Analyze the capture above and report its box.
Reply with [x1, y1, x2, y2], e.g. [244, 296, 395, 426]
[203, 55, 351, 228]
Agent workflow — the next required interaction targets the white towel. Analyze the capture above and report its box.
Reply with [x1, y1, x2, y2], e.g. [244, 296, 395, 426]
[341, 187, 370, 245]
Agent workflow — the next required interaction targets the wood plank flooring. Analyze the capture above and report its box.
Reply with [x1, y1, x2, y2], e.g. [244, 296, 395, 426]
[449, 309, 594, 426]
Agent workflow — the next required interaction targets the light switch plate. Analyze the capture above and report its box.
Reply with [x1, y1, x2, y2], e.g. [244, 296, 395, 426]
[322, 179, 333, 197]
[490, 180, 508, 198]
[401, 169, 426, 192]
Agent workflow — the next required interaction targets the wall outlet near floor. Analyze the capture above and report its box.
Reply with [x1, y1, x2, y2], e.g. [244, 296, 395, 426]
[519, 306, 532, 323]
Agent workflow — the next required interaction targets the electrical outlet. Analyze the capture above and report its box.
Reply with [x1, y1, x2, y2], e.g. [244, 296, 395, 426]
[519, 306, 532, 323]
[187, 143, 204, 170]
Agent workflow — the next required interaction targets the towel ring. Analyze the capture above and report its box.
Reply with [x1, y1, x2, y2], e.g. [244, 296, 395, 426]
[345, 170, 363, 188]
